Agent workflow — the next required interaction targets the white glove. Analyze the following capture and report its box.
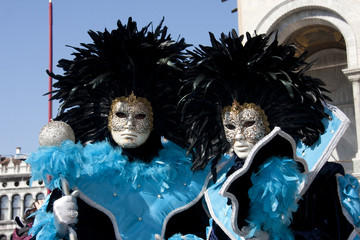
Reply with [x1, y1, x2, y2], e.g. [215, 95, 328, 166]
[53, 190, 80, 238]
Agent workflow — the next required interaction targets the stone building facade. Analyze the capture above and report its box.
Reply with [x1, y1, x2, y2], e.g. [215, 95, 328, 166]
[235, 0, 360, 177]
[0, 148, 47, 239]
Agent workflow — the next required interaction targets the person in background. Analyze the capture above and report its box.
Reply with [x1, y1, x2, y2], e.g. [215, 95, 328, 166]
[11, 200, 43, 240]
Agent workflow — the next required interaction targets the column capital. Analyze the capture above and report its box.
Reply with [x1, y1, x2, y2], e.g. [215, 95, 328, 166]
[342, 68, 360, 82]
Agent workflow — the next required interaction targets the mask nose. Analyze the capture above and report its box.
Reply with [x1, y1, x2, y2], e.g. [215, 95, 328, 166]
[235, 130, 245, 141]
[125, 116, 135, 129]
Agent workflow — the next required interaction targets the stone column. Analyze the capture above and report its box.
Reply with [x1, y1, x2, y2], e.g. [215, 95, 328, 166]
[7, 198, 12, 220]
[343, 68, 360, 175]
[20, 197, 24, 219]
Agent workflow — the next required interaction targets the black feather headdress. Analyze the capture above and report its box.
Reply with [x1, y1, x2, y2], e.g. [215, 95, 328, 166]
[49, 17, 190, 162]
[180, 30, 331, 172]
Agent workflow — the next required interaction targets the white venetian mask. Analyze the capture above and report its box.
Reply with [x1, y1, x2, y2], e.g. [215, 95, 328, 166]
[108, 92, 153, 148]
[222, 101, 270, 159]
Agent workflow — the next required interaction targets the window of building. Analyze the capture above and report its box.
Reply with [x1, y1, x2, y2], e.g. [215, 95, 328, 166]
[12, 195, 21, 219]
[0, 196, 9, 220]
[36, 193, 45, 201]
[24, 194, 33, 211]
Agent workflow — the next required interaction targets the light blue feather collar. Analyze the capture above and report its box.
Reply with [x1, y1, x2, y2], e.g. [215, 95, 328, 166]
[27, 139, 193, 193]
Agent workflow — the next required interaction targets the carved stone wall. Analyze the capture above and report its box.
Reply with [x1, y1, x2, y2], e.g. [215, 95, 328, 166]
[0, 155, 47, 239]
[237, 0, 360, 175]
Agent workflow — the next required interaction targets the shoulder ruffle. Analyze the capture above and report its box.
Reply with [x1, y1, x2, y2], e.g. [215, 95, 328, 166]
[26, 140, 85, 190]
[338, 174, 360, 229]
[81, 140, 193, 191]
[168, 233, 204, 240]
[27, 140, 193, 192]
[247, 156, 304, 239]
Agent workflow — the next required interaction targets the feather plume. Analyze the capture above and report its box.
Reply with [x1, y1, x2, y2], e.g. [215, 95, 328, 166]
[28, 197, 57, 240]
[180, 31, 330, 172]
[246, 156, 304, 240]
[47, 17, 190, 162]
[27, 140, 193, 193]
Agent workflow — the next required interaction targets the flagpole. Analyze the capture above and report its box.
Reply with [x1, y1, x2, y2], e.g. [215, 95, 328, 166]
[47, 5, 77, 240]
[48, 0, 53, 122]
[47, 0, 53, 196]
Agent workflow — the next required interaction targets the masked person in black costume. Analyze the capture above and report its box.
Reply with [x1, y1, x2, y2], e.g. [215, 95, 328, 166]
[173, 31, 360, 240]
[26, 18, 213, 240]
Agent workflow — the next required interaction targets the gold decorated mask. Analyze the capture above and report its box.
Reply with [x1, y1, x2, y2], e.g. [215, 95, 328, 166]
[108, 92, 153, 148]
[222, 101, 270, 146]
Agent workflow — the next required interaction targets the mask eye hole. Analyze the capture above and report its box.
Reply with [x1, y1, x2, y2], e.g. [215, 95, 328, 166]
[135, 114, 146, 120]
[116, 112, 127, 118]
[225, 124, 236, 130]
[243, 121, 255, 128]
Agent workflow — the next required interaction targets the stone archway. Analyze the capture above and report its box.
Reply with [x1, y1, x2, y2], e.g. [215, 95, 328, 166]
[256, 1, 359, 68]
[305, 48, 357, 170]
[249, 0, 360, 174]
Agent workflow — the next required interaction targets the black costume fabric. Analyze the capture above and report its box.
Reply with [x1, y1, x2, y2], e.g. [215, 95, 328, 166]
[291, 162, 354, 239]
[46, 189, 116, 239]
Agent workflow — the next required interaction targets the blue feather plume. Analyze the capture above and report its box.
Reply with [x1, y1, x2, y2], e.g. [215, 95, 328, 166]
[26, 140, 85, 190]
[246, 156, 304, 240]
[27, 140, 193, 193]
[28, 196, 57, 240]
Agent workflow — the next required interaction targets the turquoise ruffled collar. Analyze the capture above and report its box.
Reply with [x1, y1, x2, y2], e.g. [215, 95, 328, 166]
[27, 140, 193, 193]
[79, 140, 193, 192]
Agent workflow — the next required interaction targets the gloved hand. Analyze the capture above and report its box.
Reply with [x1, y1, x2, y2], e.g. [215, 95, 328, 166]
[53, 190, 80, 238]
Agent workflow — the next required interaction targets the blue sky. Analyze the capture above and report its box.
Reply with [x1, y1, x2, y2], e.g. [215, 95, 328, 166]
[0, 0, 238, 155]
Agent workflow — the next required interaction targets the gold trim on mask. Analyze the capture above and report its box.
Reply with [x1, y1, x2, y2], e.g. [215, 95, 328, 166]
[222, 99, 242, 116]
[222, 100, 270, 135]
